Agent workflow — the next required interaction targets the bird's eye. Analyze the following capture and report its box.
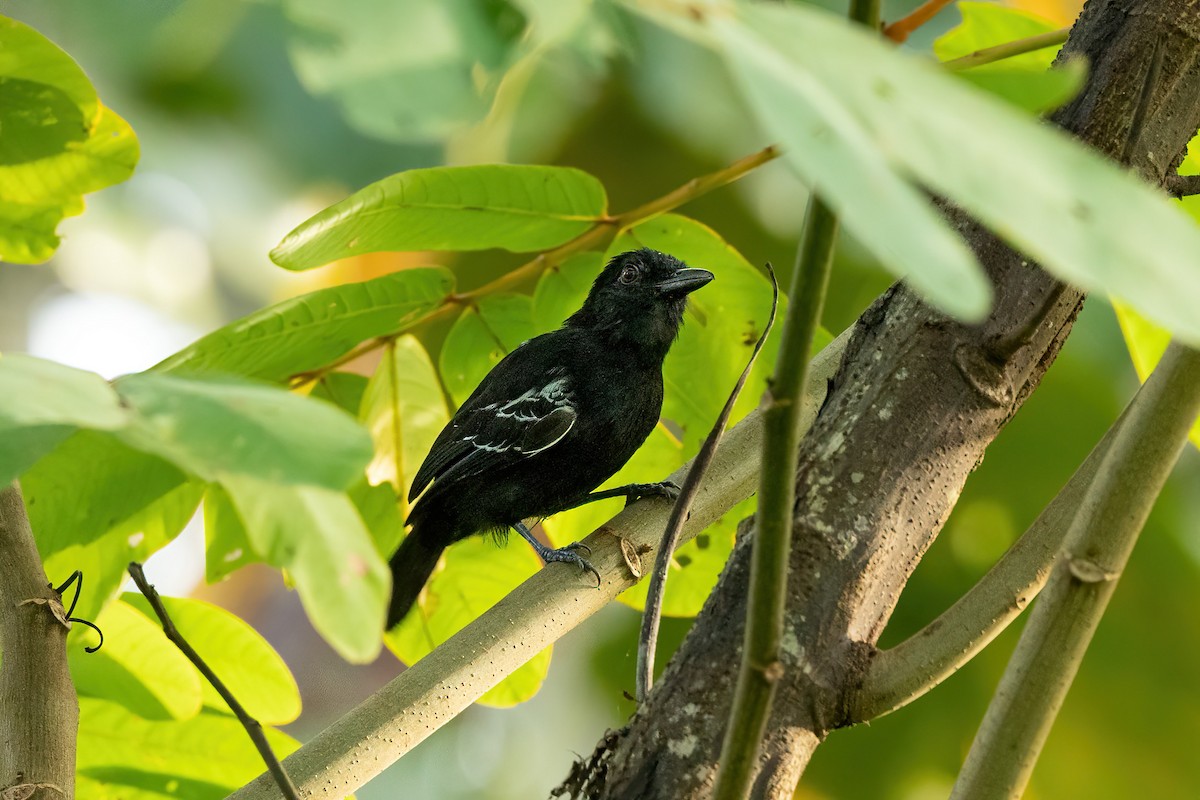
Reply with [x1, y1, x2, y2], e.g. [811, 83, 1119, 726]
[619, 265, 640, 285]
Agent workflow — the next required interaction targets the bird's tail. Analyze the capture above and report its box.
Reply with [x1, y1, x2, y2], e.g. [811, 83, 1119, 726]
[386, 532, 445, 629]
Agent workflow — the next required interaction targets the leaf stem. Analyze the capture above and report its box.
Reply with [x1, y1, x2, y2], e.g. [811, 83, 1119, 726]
[288, 147, 780, 389]
[884, 0, 954, 43]
[637, 264, 780, 703]
[942, 28, 1072, 71]
[127, 561, 301, 800]
[950, 340, 1200, 800]
[713, 198, 838, 800]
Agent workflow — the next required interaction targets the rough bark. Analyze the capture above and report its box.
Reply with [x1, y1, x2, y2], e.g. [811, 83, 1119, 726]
[568, 1, 1200, 797]
[0, 482, 78, 800]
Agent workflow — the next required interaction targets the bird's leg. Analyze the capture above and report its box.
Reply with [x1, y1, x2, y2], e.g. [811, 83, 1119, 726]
[512, 521, 600, 587]
[573, 480, 681, 508]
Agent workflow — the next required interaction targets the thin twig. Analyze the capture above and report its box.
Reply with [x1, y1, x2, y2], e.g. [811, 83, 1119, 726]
[713, 199, 839, 800]
[127, 562, 301, 800]
[636, 263, 780, 703]
[942, 28, 1071, 71]
[288, 147, 781, 389]
[884, 0, 954, 43]
[950, 341, 1200, 800]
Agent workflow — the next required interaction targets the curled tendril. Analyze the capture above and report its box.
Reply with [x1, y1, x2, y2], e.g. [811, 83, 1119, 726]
[51, 570, 104, 653]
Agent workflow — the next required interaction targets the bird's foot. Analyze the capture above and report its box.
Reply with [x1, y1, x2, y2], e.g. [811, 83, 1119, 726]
[622, 480, 681, 507]
[536, 540, 600, 588]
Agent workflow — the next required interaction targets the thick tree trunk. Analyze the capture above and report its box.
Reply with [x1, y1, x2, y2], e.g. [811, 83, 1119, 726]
[0, 482, 78, 800]
[566, 2, 1200, 797]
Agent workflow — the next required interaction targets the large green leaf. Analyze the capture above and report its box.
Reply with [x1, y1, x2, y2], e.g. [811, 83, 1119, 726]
[386, 535, 551, 707]
[0, 353, 128, 483]
[284, 0, 527, 143]
[439, 293, 541, 405]
[935, 2, 1081, 114]
[77, 698, 299, 799]
[153, 267, 454, 381]
[531, 250, 601, 330]
[0, 17, 138, 263]
[69, 599, 203, 722]
[221, 477, 388, 663]
[25, 431, 203, 620]
[704, 2, 1200, 345]
[271, 164, 607, 270]
[112, 373, 372, 489]
[123, 594, 302, 725]
[361, 335, 451, 510]
[203, 483, 257, 583]
[710, 15, 991, 320]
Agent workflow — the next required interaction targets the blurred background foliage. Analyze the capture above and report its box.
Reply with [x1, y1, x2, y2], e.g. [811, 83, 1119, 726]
[2, 0, 1198, 798]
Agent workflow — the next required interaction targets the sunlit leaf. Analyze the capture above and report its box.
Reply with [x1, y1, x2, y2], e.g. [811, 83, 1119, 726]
[531, 250, 602, 330]
[271, 165, 606, 270]
[1112, 300, 1200, 450]
[77, 698, 299, 798]
[221, 477, 388, 663]
[439, 293, 540, 405]
[386, 535, 551, 707]
[69, 599, 203, 722]
[113, 373, 373, 489]
[935, 2, 1081, 113]
[0, 354, 128, 483]
[361, 335, 450, 511]
[123, 594, 302, 725]
[154, 267, 454, 382]
[203, 483, 255, 583]
[0, 17, 138, 263]
[703, 2, 1200, 344]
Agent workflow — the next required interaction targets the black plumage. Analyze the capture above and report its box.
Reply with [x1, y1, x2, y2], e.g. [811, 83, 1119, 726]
[387, 248, 714, 628]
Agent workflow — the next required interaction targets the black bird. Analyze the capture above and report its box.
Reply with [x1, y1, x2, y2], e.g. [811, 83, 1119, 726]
[387, 248, 714, 628]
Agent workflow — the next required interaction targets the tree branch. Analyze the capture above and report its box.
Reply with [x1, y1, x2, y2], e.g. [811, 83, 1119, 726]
[226, 332, 849, 800]
[942, 29, 1071, 71]
[951, 340, 1200, 799]
[0, 482, 77, 800]
[849, 400, 1126, 722]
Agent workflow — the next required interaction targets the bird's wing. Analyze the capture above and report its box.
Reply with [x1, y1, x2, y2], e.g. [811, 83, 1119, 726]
[408, 370, 577, 502]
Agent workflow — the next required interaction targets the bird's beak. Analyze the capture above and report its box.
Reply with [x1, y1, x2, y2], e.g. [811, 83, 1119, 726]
[656, 268, 715, 296]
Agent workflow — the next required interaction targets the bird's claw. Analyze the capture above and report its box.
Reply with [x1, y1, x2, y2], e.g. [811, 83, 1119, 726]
[623, 480, 682, 507]
[543, 542, 600, 588]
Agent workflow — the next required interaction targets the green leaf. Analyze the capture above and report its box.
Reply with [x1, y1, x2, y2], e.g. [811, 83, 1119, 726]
[386, 535, 551, 707]
[935, 2, 1081, 114]
[123, 594, 302, 725]
[25, 431, 203, 620]
[712, 14, 992, 321]
[1113, 300, 1200, 451]
[934, 2, 1062, 67]
[112, 373, 373, 489]
[439, 293, 541, 405]
[361, 335, 451, 510]
[348, 478, 405, 558]
[203, 483, 257, 583]
[712, 3, 1200, 345]
[221, 477, 388, 663]
[153, 267, 454, 381]
[271, 165, 607, 270]
[283, 0, 528, 143]
[0, 353, 128, 483]
[77, 698, 299, 798]
[0, 18, 139, 263]
[310, 371, 371, 415]
[69, 599, 203, 721]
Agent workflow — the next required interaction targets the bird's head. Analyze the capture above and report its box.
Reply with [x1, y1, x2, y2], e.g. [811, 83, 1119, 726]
[567, 248, 714, 359]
